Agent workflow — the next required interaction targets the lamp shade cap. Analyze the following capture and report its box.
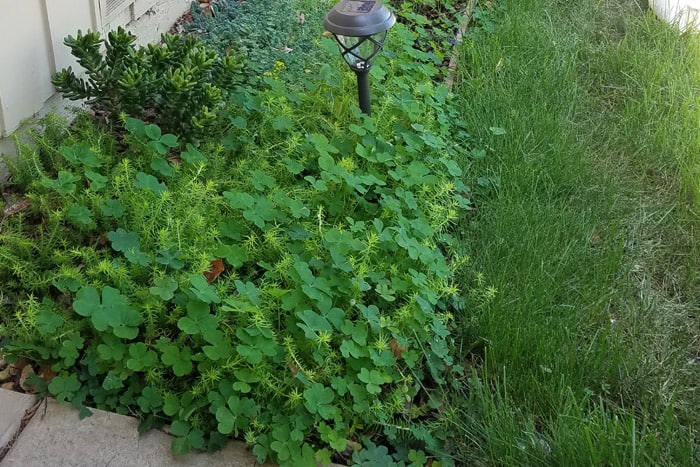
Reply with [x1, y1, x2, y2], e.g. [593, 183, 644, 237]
[324, 0, 396, 37]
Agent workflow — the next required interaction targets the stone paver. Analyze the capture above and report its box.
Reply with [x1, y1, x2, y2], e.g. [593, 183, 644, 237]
[0, 397, 270, 467]
[0, 389, 37, 455]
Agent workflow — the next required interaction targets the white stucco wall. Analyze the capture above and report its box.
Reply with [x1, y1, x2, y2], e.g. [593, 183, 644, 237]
[0, 0, 190, 139]
[105, 0, 192, 47]
[651, 0, 700, 30]
[0, 0, 59, 138]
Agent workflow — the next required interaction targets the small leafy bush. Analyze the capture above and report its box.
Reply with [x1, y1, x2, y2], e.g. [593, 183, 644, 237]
[51, 28, 245, 141]
[2, 15, 474, 467]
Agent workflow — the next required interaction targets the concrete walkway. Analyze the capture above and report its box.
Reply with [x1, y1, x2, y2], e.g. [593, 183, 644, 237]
[0, 389, 273, 466]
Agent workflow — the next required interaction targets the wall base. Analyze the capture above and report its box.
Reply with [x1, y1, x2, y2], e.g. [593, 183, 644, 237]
[650, 0, 700, 30]
[0, 93, 81, 185]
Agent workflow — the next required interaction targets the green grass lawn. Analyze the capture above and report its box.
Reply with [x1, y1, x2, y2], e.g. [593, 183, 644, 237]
[447, 0, 700, 465]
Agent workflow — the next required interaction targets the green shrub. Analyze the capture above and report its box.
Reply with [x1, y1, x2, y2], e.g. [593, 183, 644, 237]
[2, 16, 473, 467]
[51, 28, 245, 141]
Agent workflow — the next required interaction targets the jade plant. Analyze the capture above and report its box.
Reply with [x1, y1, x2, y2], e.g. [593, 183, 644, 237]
[51, 28, 246, 141]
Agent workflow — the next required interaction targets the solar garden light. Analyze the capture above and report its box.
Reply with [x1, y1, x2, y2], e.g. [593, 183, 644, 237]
[323, 0, 396, 115]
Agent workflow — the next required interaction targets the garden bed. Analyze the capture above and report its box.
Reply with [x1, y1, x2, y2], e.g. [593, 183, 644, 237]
[0, 1, 475, 466]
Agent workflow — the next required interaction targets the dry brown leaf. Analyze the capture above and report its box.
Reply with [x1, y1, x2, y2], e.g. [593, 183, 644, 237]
[20, 365, 36, 392]
[38, 365, 56, 385]
[0, 366, 14, 381]
[168, 154, 183, 165]
[390, 338, 407, 359]
[96, 233, 108, 246]
[200, 2, 214, 18]
[204, 258, 225, 284]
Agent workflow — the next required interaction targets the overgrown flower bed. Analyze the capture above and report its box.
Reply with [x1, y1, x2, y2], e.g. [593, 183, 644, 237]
[0, 2, 473, 466]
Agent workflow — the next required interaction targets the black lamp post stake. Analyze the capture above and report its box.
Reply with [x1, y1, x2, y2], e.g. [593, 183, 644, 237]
[356, 69, 371, 115]
[324, 0, 396, 116]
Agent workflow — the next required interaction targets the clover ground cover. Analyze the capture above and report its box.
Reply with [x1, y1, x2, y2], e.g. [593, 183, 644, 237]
[0, 3, 475, 466]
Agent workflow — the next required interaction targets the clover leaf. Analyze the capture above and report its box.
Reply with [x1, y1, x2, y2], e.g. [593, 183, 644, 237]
[156, 248, 185, 269]
[73, 286, 142, 339]
[270, 425, 297, 461]
[236, 327, 278, 364]
[234, 280, 261, 306]
[37, 308, 64, 336]
[102, 371, 124, 391]
[202, 329, 233, 361]
[250, 170, 275, 192]
[308, 133, 339, 158]
[340, 320, 368, 346]
[358, 368, 386, 395]
[41, 170, 79, 194]
[177, 299, 218, 336]
[351, 441, 394, 466]
[137, 386, 163, 414]
[215, 395, 258, 435]
[231, 368, 260, 394]
[157, 131, 175, 148]
[96, 334, 126, 361]
[85, 171, 108, 191]
[100, 199, 125, 218]
[163, 394, 180, 417]
[53, 277, 81, 293]
[223, 191, 280, 228]
[275, 193, 309, 219]
[181, 144, 207, 165]
[127, 342, 158, 371]
[125, 116, 147, 137]
[144, 126, 178, 155]
[107, 229, 151, 266]
[48, 374, 81, 403]
[134, 172, 167, 195]
[58, 332, 84, 367]
[303, 383, 337, 420]
[145, 124, 162, 141]
[108, 228, 140, 253]
[213, 244, 248, 269]
[170, 424, 205, 455]
[66, 203, 93, 227]
[151, 158, 173, 177]
[318, 422, 348, 452]
[188, 274, 220, 304]
[296, 309, 332, 340]
[149, 276, 178, 301]
[160, 344, 193, 376]
[272, 115, 292, 131]
[60, 143, 102, 167]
